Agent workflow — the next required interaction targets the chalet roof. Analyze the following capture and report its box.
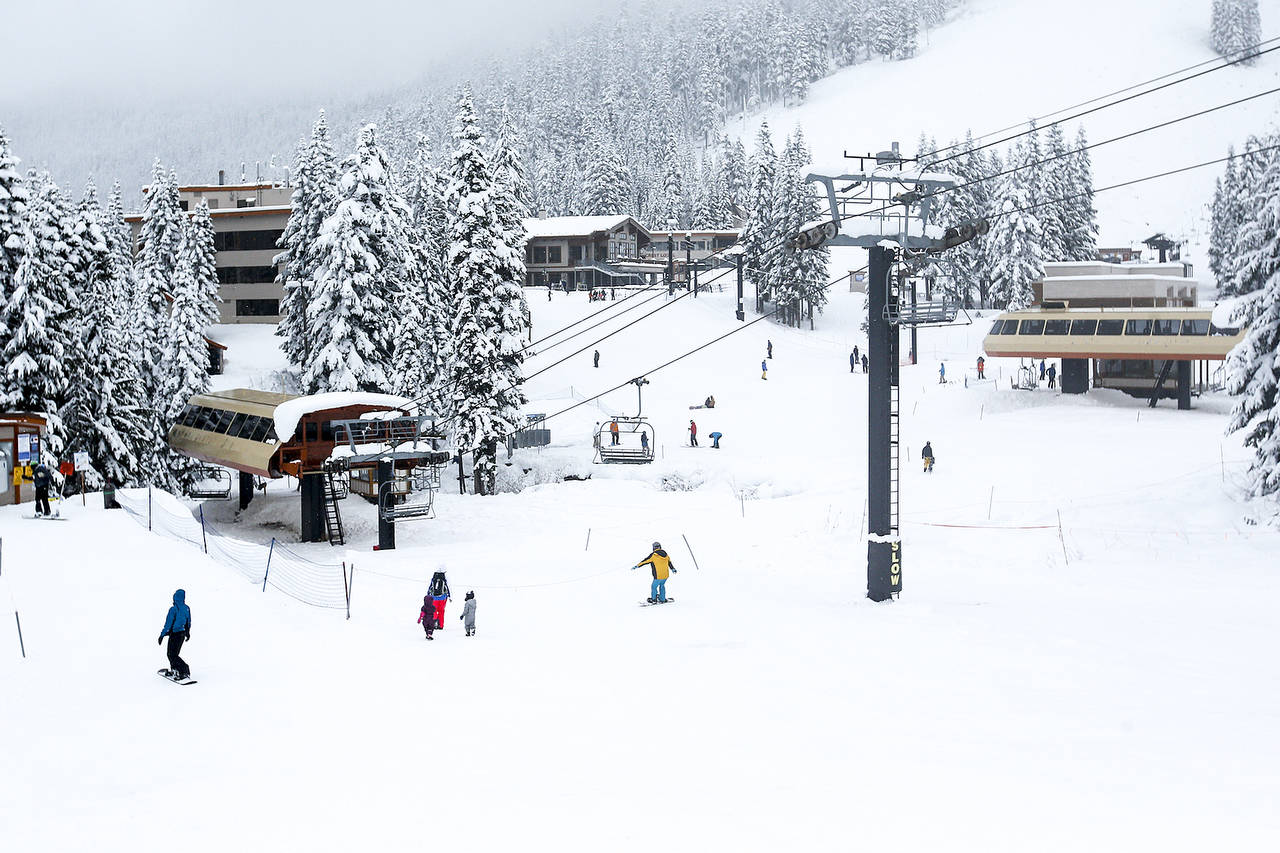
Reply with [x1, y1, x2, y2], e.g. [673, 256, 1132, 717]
[523, 215, 649, 239]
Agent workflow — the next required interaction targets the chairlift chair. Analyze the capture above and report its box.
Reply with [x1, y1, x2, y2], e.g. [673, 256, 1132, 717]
[187, 466, 233, 500]
[594, 417, 656, 465]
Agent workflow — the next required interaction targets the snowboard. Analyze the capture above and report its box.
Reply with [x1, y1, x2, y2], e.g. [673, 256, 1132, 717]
[157, 669, 197, 685]
[25, 513, 67, 521]
[640, 598, 676, 607]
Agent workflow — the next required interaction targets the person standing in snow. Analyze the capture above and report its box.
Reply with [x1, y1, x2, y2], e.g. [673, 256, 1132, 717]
[938, 362, 946, 384]
[767, 340, 773, 359]
[761, 359, 768, 381]
[418, 595, 436, 640]
[30, 462, 53, 517]
[593, 350, 600, 368]
[460, 591, 477, 636]
[1039, 359, 1047, 382]
[922, 441, 935, 473]
[633, 541, 677, 603]
[157, 589, 192, 680]
[429, 570, 451, 628]
[689, 420, 698, 447]
[861, 354, 868, 373]
[1047, 362, 1057, 389]
[976, 356, 985, 380]
[850, 352, 857, 373]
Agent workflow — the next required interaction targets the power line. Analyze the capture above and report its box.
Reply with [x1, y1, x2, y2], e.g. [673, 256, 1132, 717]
[929, 35, 1280, 157]
[925, 41, 1280, 167]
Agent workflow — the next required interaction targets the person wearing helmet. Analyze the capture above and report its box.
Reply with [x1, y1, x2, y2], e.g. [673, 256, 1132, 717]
[633, 541, 677, 603]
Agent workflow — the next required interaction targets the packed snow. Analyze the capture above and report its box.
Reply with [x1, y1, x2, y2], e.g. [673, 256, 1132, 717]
[3, 279, 1277, 850]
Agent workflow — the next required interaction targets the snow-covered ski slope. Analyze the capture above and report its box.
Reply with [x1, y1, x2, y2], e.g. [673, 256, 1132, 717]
[3, 282, 1278, 851]
[734, 0, 1280, 254]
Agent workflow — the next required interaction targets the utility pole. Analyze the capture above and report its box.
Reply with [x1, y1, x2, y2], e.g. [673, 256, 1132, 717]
[736, 253, 745, 321]
[865, 245, 900, 601]
[686, 233, 694, 297]
[666, 219, 676, 296]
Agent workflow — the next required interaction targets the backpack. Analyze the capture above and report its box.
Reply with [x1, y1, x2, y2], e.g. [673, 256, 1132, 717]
[429, 572, 448, 598]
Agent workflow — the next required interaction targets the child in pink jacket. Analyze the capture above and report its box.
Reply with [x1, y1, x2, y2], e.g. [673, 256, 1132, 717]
[417, 595, 435, 640]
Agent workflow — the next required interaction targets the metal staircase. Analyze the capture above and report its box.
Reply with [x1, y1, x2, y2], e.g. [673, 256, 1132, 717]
[322, 468, 345, 546]
[1148, 359, 1176, 408]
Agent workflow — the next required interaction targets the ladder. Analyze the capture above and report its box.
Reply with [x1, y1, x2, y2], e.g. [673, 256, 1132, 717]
[1148, 359, 1175, 408]
[887, 268, 902, 534]
[322, 469, 345, 546]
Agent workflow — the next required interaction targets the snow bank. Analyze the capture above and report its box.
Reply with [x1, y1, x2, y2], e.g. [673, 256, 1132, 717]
[272, 392, 415, 441]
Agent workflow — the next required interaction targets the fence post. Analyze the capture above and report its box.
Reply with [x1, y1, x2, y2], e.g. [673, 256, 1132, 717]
[342, 561, 350, 620]
[147, 486, 153, 531]
[682, 533, 701, 571]
[584, 529, 591, 551]
[263, 538, 275, 593]
[199, 505, 208, 554]
[1057, 510, 1069, 566]
[14, 611, 25, 658]
[988, 486, 994, 520]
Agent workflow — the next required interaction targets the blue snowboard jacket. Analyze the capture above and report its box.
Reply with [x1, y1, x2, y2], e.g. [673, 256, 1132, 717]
[160, 589, 191, 640]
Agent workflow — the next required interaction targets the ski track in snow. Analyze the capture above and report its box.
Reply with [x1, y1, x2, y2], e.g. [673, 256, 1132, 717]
[3, 284, 1278, 850]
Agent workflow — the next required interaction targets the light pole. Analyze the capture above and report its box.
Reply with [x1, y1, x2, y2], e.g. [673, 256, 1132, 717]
[686, 232, 694, 297]
[666, 217, 677, 296]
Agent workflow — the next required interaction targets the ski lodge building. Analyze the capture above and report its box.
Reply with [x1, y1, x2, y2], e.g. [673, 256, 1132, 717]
[982, 261, 1244, 409]
[127, 175, 292, 324]
[523, 215, 666, 290]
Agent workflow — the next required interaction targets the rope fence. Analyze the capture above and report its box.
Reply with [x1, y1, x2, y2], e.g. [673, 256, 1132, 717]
[115, 488, 352, 615]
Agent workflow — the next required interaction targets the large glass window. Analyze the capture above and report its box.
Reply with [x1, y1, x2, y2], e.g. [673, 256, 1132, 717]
[1044, 319, 1070, 335]
[989, 320, 1004, 335]
[195, 407, 219, 431]
[1019, 319, 1045, 335]
[214, 229, 285, 251]
[1125, 319, 1153, 335]
[1151, 319, 1180, 336]
[532, 246, 547, 264]
[997, 319, 1018, 335]
[218, 266, 278, 284]
[548, 246, 563, 264]
[234, 299, 280, 317]
[225, 412, 248, 437]
[1097, 319, 1124, 335]
[1070, 319, 1098, 335]
[213, 410, 235, 433]
[1180, 319, 1210, 335]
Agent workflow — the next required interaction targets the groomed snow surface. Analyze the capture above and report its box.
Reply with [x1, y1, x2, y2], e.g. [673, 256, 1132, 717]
[4, 279, 1278, 851]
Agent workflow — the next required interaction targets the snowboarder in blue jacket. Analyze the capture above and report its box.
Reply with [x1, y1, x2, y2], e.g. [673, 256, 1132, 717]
[158, 589, 192, 680]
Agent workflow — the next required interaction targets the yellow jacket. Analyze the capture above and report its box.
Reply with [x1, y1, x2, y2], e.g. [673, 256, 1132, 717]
[638, 549, 674, 580]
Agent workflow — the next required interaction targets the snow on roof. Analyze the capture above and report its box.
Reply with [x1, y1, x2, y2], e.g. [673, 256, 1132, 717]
[272, 392, 416, 442]
[523, 215, 639, 239]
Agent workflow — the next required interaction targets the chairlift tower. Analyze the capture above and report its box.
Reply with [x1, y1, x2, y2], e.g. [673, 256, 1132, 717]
[790, 144, 987, 602]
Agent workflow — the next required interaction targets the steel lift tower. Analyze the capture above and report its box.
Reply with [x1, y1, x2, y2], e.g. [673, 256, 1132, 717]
[791, 145, 986, 602]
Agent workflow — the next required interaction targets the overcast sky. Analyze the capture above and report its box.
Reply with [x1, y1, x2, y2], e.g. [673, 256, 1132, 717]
[3, 0, 615, 105]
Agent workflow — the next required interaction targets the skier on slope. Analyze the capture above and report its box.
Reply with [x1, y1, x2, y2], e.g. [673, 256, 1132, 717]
[418, 594, 436, 640]
[689, 420, 698, 447]
[30, 462, 53, 517]
[158, 589, 192, 681]
[922, 441, 935, 474]
[633, 541, 677, 604]
[429, 569, 451, 628]
[460, 591, 477, 637]
[761, 359, 768, 381]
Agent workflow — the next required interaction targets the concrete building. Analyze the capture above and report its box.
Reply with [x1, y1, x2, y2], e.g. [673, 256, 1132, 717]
[128, 178, 292, 324]
[1033, 261, 1197, 308]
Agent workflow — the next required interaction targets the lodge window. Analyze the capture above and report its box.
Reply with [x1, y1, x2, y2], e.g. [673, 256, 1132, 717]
[572, 245, 585, 262]
[1069, 320, 1097, 335]
[1096, 319, 1124, 335]
[234, 297, 279, 313]
[1125, 319, 1152, 335]
[533, 246, 547, 264]
[236, 198, 257, 208]
[179, 200, 190, 211]
[1018, 320, 1045, 335]
[1151, 319, 1180, 336]
[225, 412, 248, 436]
[1180, 320, 1210, 335]
[214, 229, 285, 251]
[1043, 319, 1070, 335]
[996, 319, 1018, 335]
[218, 266, 278, 284]
[547, 246, 562, 264]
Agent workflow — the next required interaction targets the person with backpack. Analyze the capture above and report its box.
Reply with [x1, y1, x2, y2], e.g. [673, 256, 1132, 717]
[428, 570, 451, 629]
[31, 462, 53, 517]
[922, 441, 935, 473]
[417, 595, 436, 640]
[689, 420, 698, 447]
[157, 589, 192, 681]
[633, 541, 677, 604]
[460, 591, 477, 637]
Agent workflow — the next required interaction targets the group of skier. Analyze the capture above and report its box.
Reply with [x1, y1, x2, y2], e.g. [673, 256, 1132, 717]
[416, 570, 477, 639]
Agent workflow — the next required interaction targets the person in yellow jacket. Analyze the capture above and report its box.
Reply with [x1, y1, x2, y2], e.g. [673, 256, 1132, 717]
[633, 541, 677, 603]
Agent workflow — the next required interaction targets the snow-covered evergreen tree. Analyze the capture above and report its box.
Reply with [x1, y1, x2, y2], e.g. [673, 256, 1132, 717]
[304, 124, 411, 394]
[987, 146, 1045, 309]
[2, 172, 76, 468]
[490, 103, 533, 349]
[276, 111, 338, 374]
[772, 131, 829, 326]
[1213, 0, 1262, 63]
[1226, 143, 1280, 498]
[1227, 137, 1279, 297]
[399, 134, 452, 408]
[1064, 125, 1099, 261]
[0, 128, 27, 347]
[741, 122, 779, 307]
[661, 131, 685, 228]
[159, 201, 219, 490]
[445, 87, 529, 495]
[582, 128, 630, 216]
[1038, 123, 1071, 262]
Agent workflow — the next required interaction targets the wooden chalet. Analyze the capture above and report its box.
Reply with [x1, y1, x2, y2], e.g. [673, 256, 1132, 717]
[523, 215, 665, 289]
